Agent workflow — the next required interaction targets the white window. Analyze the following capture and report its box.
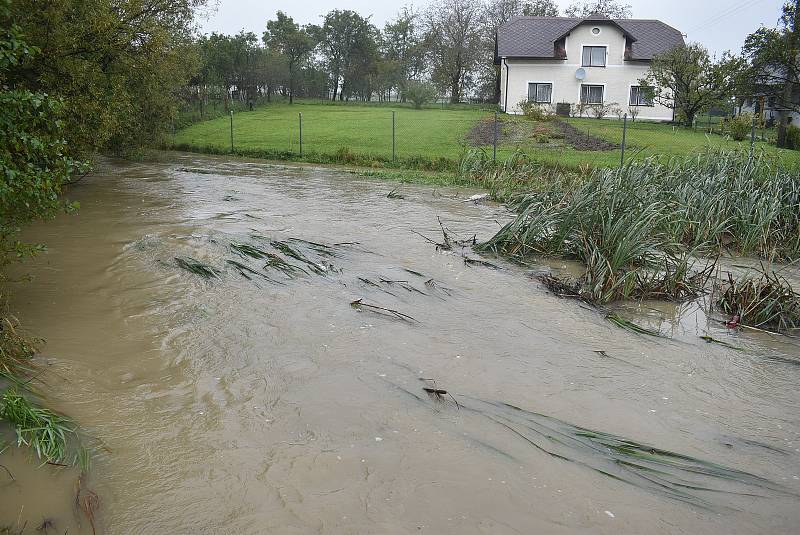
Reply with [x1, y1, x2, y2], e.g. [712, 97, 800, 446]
[582, 46, 606, 67]
[629, 86, 653, 106]
[527, 82, 552, 104]
[581, 84, 604, 105]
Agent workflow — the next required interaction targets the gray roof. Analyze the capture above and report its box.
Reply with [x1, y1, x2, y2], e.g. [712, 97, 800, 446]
[497, 16, 684, 61]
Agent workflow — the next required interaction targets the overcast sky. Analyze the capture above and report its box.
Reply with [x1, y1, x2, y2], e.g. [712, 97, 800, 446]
[198, 0, 787, 56]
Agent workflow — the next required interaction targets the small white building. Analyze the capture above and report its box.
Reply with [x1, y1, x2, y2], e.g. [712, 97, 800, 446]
[496, 14, 684, 120]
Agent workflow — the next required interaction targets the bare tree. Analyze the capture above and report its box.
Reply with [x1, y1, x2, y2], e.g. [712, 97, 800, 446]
[424, 0, 483, 103]
[565, 0, 632, 18]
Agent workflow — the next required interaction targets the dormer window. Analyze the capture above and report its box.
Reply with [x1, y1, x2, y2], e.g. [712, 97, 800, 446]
[582, 46, 607, 67]
[554, 37, 567, 59]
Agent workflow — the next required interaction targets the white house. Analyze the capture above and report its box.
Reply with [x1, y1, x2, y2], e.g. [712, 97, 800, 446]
[496, 13, 684, 120]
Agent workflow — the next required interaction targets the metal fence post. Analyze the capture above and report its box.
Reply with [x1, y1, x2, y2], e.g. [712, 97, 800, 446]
[493, 111, 498, 162]
[392, 111, 396, 162]
[749, 111, 757, 163]
[230, 110, 234, 153]
[299, 112, 303, 157]
[620, 113, 628, 168]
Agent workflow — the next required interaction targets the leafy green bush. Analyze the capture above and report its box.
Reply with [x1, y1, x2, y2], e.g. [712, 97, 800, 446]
[727, 113, 753, 141]
[518, 100, 556, 121]
[403, 81, 437, 109]
[786, 125, 800, 150]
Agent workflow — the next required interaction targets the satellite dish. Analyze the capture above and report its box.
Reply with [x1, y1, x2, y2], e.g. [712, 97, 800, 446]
[575, 68, 587, 80]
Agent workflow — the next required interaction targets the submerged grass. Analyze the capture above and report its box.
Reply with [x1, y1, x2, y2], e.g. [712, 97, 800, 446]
[387, 377, 792, 510]
[175, 256, 222, 279]
[0, 388, 87, 469]
[716, 268, 800, 331]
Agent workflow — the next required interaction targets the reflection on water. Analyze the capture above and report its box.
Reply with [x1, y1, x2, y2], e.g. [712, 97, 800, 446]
[2, 155, 799, 534]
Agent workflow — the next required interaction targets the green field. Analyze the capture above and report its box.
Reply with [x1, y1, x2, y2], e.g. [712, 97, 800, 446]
[172, 101, 800, 170]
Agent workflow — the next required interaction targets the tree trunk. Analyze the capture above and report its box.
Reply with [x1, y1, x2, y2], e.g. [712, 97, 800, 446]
[450, 76, 460, 104]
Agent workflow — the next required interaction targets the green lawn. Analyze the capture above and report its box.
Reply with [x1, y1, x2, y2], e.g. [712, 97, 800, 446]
[172, 101, 800, 170]
[173, 101, 496, 164]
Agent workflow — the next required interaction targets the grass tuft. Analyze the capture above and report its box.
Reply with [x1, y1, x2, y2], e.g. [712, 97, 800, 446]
[0, 388, 87, 469]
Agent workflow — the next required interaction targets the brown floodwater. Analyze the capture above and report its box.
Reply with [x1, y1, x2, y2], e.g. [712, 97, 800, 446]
[1, 154, 799, 534]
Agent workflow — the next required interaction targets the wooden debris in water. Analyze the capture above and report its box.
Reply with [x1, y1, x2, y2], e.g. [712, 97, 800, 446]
[174, 256, 222, 280]
[75, 474, 99, 535]
[387, 188, 405, 199]
[350, 299, 419, 323]
[420, 378, 460, 409]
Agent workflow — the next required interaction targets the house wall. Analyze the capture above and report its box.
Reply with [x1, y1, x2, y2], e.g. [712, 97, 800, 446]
[740, 99, 800, 126]
[499, 22, 674, 121]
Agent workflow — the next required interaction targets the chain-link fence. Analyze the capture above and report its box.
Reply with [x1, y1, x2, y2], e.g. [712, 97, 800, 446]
[172, 102, 796, 170]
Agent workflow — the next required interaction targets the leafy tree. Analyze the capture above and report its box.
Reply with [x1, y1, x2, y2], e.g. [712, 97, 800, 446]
[403, 80, 438, 109]
[382, 8, 425, 100]
[314, 10, 378, 101]
[743, 0, 800, 147]
[263, 11, 316, 104]
[640, 43, 745, 126]
[425, 0, 483, 103]
[4, 0, 204, 157]
[565, 0, 632, 18]
[0, 0, 82, 274]
[523, 0, 560, 16]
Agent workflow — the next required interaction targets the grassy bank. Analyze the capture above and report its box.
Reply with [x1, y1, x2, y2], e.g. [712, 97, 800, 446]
[171, 100, 800, 171]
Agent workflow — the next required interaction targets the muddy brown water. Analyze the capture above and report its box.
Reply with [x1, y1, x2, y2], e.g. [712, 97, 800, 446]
[1, 154, 799, 534]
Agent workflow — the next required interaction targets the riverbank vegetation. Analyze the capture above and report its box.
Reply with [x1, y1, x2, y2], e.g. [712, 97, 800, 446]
[477, 149, 800, 330]
[1, 0, 208, 474]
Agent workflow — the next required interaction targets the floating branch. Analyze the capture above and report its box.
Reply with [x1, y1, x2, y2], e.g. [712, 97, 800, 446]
[420, 378, 460, 409]
[174, 256, 222, 280]
[350, 299, 419, 323]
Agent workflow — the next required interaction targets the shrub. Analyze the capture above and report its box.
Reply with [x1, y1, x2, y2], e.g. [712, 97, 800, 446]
[727, 113, 753, 141]
[518, 100, 556, 121]
[403, 80, 437, 109]
[786, 125, 800, 150]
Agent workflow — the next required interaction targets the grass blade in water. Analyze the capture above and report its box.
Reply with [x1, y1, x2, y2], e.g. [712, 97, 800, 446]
[605, 313, 665, 338]
[175, 256, 222, 280]
[350, 299, 419, 323]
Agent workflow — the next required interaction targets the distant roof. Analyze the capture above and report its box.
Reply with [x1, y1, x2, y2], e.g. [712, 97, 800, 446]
[497, 16, 684, 61]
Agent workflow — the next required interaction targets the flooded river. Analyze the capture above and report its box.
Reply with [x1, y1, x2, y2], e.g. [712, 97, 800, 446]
[2, 154, 799, 534]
